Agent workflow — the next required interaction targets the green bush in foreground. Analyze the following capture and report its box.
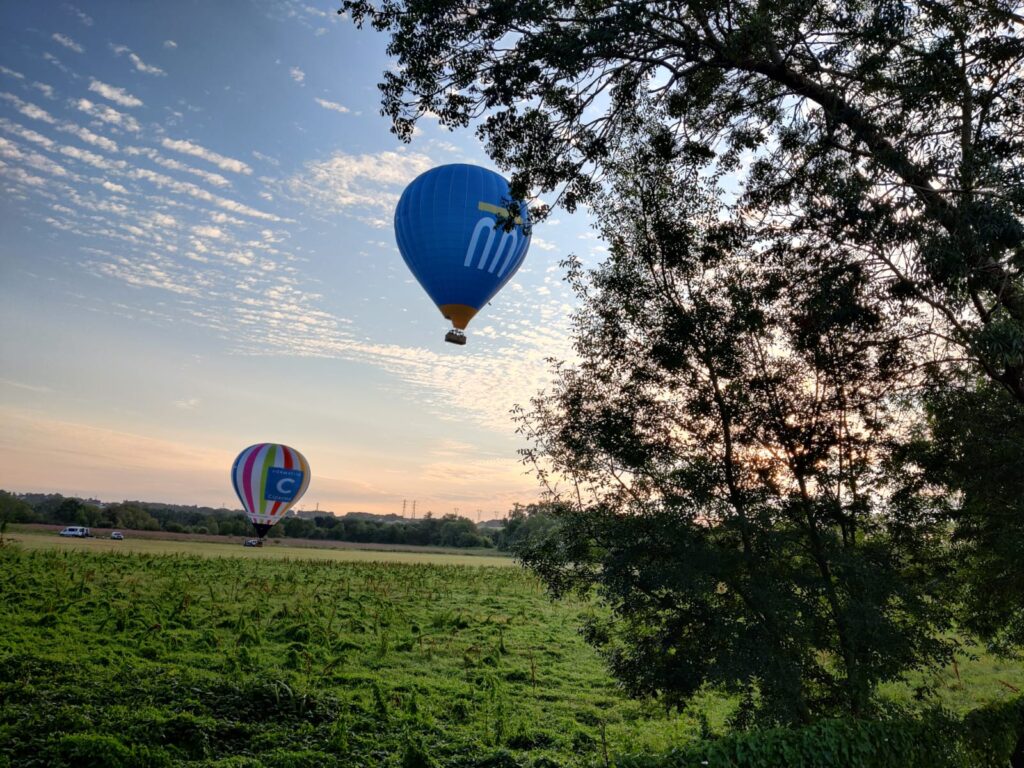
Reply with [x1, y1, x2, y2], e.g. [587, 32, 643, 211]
[618, 697, 1024, 768]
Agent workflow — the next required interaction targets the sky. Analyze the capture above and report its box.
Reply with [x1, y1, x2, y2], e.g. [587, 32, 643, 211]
[0, 0, 602, 518]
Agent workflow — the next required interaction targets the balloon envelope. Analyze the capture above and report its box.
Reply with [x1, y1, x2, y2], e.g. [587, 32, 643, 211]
[394, 164, 531, 333]
[231, 443, 310, 536]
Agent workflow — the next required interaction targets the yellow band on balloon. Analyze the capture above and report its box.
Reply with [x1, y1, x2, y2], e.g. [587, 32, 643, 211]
[477, 201, 523, 225]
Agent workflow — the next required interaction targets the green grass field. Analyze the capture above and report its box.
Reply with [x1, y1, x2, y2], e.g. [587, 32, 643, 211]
[0, 543, 715, 768]
[0, 540, 1019, 767]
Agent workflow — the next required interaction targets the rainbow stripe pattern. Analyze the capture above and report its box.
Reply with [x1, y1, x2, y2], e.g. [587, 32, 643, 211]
[231, 443, 311, 528]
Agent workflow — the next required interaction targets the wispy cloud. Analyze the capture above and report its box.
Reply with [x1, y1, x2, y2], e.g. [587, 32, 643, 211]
[63, 5, 94, 26]
[59, 122, 118, 152]
[0, 135, 72, 179]
[75, 98, 141, 132]
[129, 52, 164, 75]
[0, 93, 57, 124]
[289, 66, 305, 84]
[286, 148, 433, 222]
[88, 79, 143, 108]
[0, 66, 25, 80]
[32, 82, 55, 99]
[0, 378, 53, 393]
[58, 144, 126, 172]
[110, 44, 166, 76]
[161, 137, 252, 175]
[192, 225, 225, 239]
[43, 52, 76, 77]
[0, 118, 56, 150]
[531, 236, 558, 252]
[125, 145, 231, 187]
[315, 97, 349, 114]
[129, 166, 282, 221]
[163, 40, 177, 49]
[52, 33, 84, 53]
[252, 150, 279, 167]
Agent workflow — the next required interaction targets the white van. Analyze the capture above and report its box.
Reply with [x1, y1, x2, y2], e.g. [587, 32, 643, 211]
[59, 526, 90, 537]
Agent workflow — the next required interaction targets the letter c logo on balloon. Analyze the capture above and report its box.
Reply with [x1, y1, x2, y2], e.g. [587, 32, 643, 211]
[264, 466, 304, 502]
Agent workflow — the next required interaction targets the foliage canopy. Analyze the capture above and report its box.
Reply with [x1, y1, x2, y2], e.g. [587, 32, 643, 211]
[345, 0, 1024, 400]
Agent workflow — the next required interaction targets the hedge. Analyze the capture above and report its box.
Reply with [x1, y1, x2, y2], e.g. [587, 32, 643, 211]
[616, 696, 1024, 768]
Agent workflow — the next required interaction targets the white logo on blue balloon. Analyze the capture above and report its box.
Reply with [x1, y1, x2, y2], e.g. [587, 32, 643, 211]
[463, 202, 529, 277]
[264, 467, 303, 502]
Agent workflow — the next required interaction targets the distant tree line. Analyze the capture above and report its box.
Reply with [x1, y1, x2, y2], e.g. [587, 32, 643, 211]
[0, 490, 507, 549]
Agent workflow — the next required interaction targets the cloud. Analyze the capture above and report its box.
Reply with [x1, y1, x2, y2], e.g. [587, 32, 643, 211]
[315, 97, 349, 114]
[124, 145, 231, 187]
[289, 66, 305, 84]
[129, 166, 282, 221]
[42, 52, 76, 78]
[58, 144, 127, 172]
[174, 398, 200, 410]
[0, 118, 56, 150]
[52, 33, 84, 53]
[531, 236, 558, 252]
[0, 136, 71, 178]
[161, 137, 252, 175]
[75, 98, 141, 131]
[88, 79, 143, 108]
[32, 82, 56, 99]
[0, 93, 57, 123]
[286, 148, 434, 220]
[252, 150, 279, 166]
[192, 225, 225, 239]
[110, 44, 166, 76]
[0, 378, 52, 393]
[0, 66, 25, 80]
[59, 122, 119, 152]
[164, 40, 177, 49]
[0, 164, 48, 188]
[128, 52, 165, 76]
[64, 5, 94, 26]
[238, 318, 573, 433]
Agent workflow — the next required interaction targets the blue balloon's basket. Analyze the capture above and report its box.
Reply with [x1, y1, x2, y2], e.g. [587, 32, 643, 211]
[445, 329, 467, 345]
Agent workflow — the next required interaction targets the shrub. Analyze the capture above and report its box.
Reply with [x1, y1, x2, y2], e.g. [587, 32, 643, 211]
[614, 697, 1024, 768]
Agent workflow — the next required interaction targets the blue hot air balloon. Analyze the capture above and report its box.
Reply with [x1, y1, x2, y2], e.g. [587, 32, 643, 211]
[394, 164, 531, 345]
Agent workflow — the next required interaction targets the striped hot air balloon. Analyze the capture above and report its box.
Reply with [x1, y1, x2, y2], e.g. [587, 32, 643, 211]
[231, 443, 310, 539]
[394, 163, 532, 345]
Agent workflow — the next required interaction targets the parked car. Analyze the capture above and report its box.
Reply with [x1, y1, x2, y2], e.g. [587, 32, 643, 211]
[59, 526, 90, 537]
[243, 538, 262, 547]
[110, 531, 124, 540]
